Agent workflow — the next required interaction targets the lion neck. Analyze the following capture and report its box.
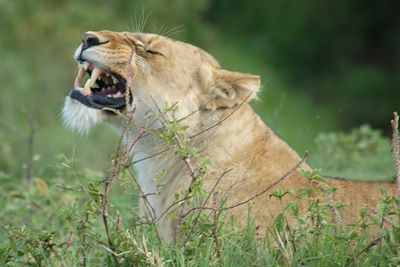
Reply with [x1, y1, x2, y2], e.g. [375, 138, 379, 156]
[125, 103, 271, 206]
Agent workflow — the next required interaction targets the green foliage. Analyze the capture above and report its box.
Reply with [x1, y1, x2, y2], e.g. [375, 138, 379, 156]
[1, 160, 399, 266]
[310, 125, 395, 181]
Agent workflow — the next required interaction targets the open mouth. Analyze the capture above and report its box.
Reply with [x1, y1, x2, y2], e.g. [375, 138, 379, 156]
[69, 62, 131, 110]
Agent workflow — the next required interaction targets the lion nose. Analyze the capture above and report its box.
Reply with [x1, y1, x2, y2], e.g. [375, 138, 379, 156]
[82, 33, 100, 49]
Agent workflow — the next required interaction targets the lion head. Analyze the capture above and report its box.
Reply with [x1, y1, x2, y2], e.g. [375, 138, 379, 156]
[62, 30, 260, 134]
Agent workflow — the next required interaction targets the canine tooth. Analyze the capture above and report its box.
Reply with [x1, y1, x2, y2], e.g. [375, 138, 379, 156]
[74, 67, 86, 88]
[82, 79, 92, 95]
[90, 67, 102, 86]
[107, 94, 112, 97]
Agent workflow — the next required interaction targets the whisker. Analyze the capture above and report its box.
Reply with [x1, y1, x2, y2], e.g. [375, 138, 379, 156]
[162, 25, 186, 37]
[156, 23, 167, 35]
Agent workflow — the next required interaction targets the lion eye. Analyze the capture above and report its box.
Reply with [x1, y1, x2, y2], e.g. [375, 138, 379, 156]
[146, 49, 162, 55]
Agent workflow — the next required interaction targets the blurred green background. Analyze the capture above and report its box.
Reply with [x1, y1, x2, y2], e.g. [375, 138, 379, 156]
[0, 0, 399, 180]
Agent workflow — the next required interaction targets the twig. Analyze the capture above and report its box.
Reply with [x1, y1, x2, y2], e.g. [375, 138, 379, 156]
[151, 97, 198, 191]
[223, 152, 308, 211]
[126, 168, 159, 227]
[182, 168, 232, 244]
[176, 99, 213, 123]
[190, 93, 253, 139]
[101, 158, 122, 266]
[156, 195, 193, 222]
[132, 148, 171, 164]
[180, 153, 308, 217]
[345, 236, 382, 266]
[390, 111, 400, 196]
[101, 107, 136, 265]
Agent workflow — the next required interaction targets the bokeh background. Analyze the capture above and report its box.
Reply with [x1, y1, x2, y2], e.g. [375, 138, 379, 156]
[1, 0, 399, 181]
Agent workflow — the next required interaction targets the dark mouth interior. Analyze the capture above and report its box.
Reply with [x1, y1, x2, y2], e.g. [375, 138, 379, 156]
[69, 62, 131, 110]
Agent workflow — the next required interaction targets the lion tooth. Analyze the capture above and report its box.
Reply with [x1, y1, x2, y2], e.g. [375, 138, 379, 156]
[74, 67, 86, 88]
[114, 92, 123, 97]
[90, 67, 102, 86]
[82, 78, 92, 95]
[107, 94, 112, 97]
[112, 76, 118, 84]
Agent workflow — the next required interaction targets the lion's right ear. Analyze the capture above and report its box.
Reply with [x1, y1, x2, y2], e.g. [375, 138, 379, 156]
[203, 68, 260, 110]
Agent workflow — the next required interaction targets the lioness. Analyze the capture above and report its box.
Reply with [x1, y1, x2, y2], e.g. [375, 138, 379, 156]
[63, 31, 395, 241]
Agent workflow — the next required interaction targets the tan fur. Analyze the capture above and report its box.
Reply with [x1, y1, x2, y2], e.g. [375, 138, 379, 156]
[66, 31, 396, 241]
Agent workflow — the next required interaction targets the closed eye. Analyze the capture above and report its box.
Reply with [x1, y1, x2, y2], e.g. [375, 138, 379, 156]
[146, 49, 164, 56]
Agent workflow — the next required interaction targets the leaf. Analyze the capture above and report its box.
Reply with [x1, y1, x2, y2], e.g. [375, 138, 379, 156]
[274, 213, 286, 234]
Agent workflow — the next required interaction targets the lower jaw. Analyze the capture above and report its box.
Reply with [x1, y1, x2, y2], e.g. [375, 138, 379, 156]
[69, 89, 129, 110]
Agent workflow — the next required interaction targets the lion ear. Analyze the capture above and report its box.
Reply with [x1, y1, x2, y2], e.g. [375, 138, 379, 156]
[205, 69, 260, 110]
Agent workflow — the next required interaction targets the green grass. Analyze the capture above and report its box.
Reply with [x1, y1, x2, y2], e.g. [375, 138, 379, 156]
[1, 155, 399, 266]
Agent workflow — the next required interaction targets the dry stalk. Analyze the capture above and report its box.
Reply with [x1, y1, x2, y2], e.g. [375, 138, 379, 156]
[390, 111, 400, 196]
